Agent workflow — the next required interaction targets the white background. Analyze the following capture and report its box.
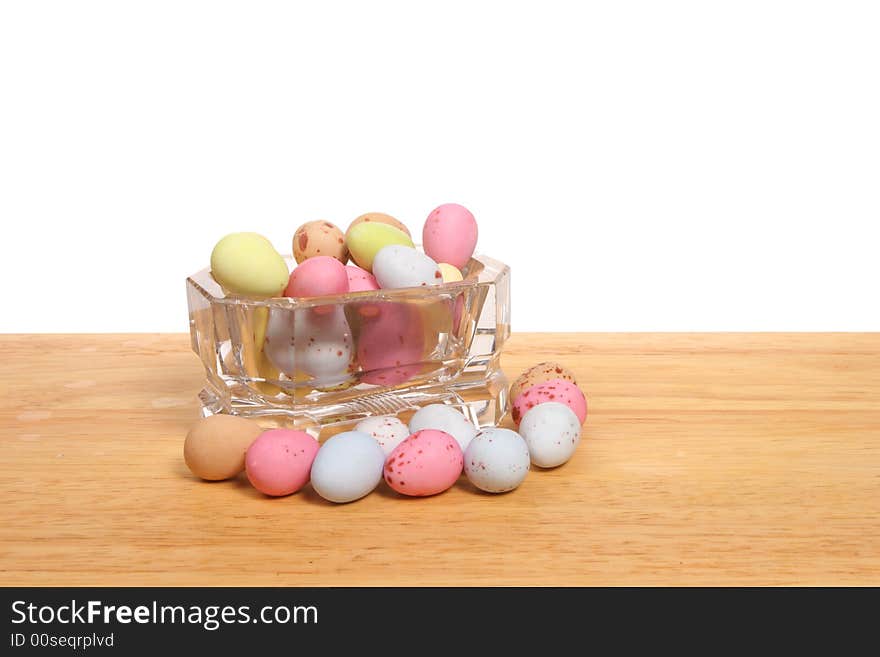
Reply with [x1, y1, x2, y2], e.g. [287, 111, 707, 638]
[1, 1, 877, 332]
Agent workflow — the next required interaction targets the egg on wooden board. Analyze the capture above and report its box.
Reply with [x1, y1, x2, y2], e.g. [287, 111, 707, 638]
[372, 245, 443, 289]
[384, 429, 463, 496]
[210, 232, 289, 297]
[183, 414, 263, 481]
[408, 404, 478, 452]
[511, 378, 587, 426]
[355, 416, 410, 456]
[422, 203, 478, 269]
[309, 431, 387, 503]
[292, 220, 348, 264]
[346, 221, 414, 272]
[245, 429, 319, 496]
[463, 428, 530, 493]
[509, 361, 579, 405]
[518, 402, 582, 468]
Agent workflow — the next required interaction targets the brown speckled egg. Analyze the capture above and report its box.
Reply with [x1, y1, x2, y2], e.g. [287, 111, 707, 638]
[509, 361, 578, 405]
[184, 414, 263, 481]
[292, 220, 348, 264]
[347, 212, 411, 239]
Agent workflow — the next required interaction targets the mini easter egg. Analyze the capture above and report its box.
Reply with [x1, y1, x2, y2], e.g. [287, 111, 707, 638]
[355, 415, 410, 456]
[310, 431, 386, 503]
[408, 404, 477, 452]
[263, 308, 300, 375]
[247, 306, 283, 396]
[463, 428, 530, 493]
[284, 255, 349, 299]
[345, 265, 380, 292]
[384, 429, 463, 496]
[511, 378, 587, 426]
[373, 245, 443, 289]
[357, 302, 424, 385]
[345, 265, 382, 319]
[438, 263, 463, 283]
[184, 414, 263, 481]
[518, 402, 582, 468]
[346, 221, 414, 272]
[348, 212, 411, 238]
[422, 203, 478, 269]
[210, 232, 289, 297]
[245, 429, 319, 496]
[510, 361, 579, 405]
[264, 307, 353, 387]
[294, 308, 354, 386]
[293, 220, 348, 264]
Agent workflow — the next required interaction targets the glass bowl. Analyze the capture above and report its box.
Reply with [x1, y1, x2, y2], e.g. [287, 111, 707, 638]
[186, 254, 510, 435]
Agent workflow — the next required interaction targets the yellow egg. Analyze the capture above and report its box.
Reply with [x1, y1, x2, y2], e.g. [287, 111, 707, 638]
[438, 263, 463, 283]
[210, 232, 289, 297]
[346, 222, 414, 272]
[243, 306, 282, 395]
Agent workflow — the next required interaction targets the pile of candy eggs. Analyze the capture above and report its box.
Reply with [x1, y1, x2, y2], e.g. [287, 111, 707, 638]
[208, 204, 479, 305]
[184, 361, 589, 502]
[206, 204, 480, 390]
[189, 202, 591, 501]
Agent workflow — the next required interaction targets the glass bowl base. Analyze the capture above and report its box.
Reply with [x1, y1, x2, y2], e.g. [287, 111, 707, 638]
[197, 367, 509, 438]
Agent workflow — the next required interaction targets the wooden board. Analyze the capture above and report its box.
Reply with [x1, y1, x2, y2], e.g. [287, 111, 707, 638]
[1, 333, 878, 586]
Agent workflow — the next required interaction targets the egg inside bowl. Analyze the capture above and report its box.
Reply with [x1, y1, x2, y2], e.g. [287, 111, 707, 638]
[186, 254, 510, 436]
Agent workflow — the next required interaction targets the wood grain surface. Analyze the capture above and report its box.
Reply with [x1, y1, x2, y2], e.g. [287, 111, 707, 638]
[1, 333, 878, 586]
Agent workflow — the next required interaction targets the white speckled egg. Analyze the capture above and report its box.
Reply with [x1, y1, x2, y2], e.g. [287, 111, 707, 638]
[408, 404, 478, 452]
[263, 308, 297, 373]
[354, 415, 410, 456]
[463, 428, 530, 493]
[309, 431, 386, 503]
[518, 402, 582, 468]
[264, 307, 353, 387]
[372, 245, 443, 289]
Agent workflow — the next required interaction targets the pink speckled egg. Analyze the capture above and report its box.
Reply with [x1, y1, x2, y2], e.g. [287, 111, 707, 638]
[284, 256, 348, 299]
[357, 302, 425, 385]
[245, 429, 319, 497]
[511, 378, 587, 426]
[422, 203, 478, 269]
[384, 429, 463, 496]
[345, 265, 380, 292]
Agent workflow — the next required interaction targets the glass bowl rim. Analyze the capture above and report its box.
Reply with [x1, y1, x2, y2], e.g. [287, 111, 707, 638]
[186, 253, 507, 310]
